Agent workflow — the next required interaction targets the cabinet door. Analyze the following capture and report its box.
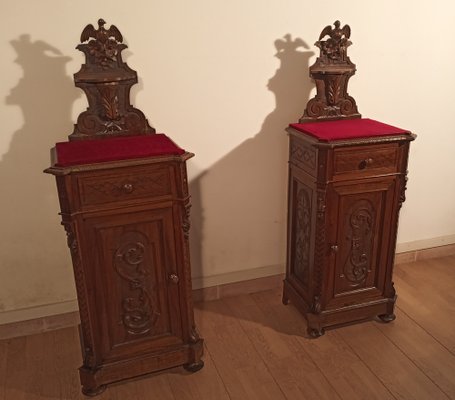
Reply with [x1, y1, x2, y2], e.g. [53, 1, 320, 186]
[326, 177, 398, 309]
[79, 207, 182, 363]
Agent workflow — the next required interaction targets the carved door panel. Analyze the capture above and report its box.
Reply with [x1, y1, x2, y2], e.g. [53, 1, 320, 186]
[80, 207, 182, 363]
[287, 169, 315, 301]
[326, 177, 397, 309]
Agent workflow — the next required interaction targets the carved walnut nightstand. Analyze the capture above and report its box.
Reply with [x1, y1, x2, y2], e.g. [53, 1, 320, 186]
[282, 21, 415, 337]
[45, 19, 203, 396]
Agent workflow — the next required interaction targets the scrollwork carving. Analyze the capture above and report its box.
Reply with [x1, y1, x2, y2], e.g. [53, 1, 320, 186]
[342, 200, 374, 285]
[114, 232, 160, 336]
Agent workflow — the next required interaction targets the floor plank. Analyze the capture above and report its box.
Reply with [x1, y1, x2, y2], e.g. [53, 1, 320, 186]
[97, 366, 176, 400]
[166, 347, 230, 400]
[338, 321, 450, 400]
[131, 373, 176, 400]
[255, 290, 396, 400]
[223, 293, 341, 400]
[376, 308, 455, 398]
[195, 300, 286, 400]
[3, 336, 29, 400]
[51, 327, 86, 400]
[394, 256, 455, 353]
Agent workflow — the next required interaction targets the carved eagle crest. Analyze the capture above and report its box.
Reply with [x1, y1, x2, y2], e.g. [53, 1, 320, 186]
[316, 20, 351, 62]
[80, 18, 123, 44]
[319, 20, 350, 42]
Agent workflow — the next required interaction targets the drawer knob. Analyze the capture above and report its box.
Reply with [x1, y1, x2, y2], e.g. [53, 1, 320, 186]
[169, 273, 179, 284]
[359, 158, 374, 170]
[330, 245, 339, 253]
[122, 183, 134, 193]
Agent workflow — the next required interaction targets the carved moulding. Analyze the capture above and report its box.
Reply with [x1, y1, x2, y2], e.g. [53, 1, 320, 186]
[300, 20, 361, 122]
[70, 19, 155, 140]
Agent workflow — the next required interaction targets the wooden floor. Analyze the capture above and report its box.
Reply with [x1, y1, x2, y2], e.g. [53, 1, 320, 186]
[1, 255, 454, 400]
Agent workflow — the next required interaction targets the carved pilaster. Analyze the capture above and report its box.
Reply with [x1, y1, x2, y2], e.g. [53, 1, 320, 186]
[182, 202, 191, 239]
[316, 187, 327, 220]
[398, 171, 408, 209]
[180, 163, 189, 197]
[311, 295, 322, 314]
[62, 221, 95, 367]
[313, 186, 327, 307]
[181, 199, 199, 343]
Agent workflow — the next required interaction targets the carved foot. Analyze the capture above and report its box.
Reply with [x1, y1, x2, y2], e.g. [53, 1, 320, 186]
[82, 385, 106, 397]
[378, 313, 396, 323]
[282, 293, 289, 305]
[307, 327, 325, 338]
[183, 360, 204, 373]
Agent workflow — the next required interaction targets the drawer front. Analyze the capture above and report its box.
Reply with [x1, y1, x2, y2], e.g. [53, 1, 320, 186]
[333, 145, 399, 179]
[78, 166, 172, 207]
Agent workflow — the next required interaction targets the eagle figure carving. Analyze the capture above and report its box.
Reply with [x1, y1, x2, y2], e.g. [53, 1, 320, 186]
[80, 18, 123, 44]
[316, 20, 351, 62]
[78, 19, 124, 69]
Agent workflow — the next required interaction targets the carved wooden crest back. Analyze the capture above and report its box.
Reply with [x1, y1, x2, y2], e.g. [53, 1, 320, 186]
[70, 19, 155, 140]
[301, 20, 361, 122]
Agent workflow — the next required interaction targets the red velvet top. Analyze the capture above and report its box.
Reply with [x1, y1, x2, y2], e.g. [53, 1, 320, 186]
[54, 134, 185, 167]
[289, 118, 410, 141]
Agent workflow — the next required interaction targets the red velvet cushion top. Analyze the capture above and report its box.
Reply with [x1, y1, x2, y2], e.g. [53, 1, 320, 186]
[289, 118, 410, 141]
[55, 134, 185, 167]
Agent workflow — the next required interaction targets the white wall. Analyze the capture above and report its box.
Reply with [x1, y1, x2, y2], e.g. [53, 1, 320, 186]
[1, 0, 454, 323]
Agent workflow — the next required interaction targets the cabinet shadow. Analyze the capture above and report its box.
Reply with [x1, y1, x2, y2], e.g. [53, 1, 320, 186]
[191, 34, 314, 335]
[0, 34, 80, 312]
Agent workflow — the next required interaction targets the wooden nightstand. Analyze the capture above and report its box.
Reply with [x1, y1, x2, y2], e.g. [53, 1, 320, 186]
[283, 119, 415, 337]
[282, 21, 415, 337]
[45, 20, 203, 395]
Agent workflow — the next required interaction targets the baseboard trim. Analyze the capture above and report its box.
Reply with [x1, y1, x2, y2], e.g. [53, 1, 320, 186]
[1, 243, 454, 340]
[0, 310, 80, 340]
[394, 243, 455, 265]
[0, 273, 284, 340]
[395, 234, 455, 253]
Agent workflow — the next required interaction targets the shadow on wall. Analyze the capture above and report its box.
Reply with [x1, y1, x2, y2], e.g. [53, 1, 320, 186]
[189, 35, 314, 280]
[0, 35, 80, 312]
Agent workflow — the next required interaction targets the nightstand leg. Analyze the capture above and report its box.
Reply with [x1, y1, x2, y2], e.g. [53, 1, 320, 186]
[183, 360, 204, 373]
[378, 313, 396, 323]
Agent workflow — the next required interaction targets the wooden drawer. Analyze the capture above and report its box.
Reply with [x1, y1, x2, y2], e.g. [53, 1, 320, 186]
[77, 165, 172, 207]
[332, 144, 399, 179]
